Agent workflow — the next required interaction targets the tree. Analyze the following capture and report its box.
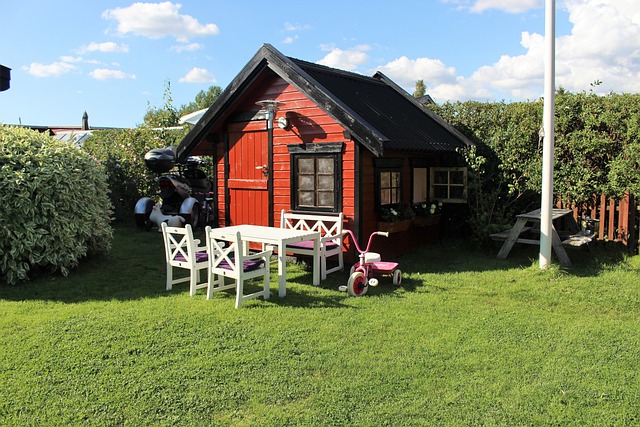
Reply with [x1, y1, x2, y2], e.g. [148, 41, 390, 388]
[413, 80, 426, 98]
[143, 79, 180, 129]
[179, 85, 222, 116]
[144, 82, 222, 126]
[142, 79, 187, 147]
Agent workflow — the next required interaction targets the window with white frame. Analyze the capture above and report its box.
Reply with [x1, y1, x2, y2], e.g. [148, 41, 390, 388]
[430, 167, 467, 203]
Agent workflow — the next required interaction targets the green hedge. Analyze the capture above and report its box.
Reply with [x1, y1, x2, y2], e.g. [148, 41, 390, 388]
[430, 90, 640, 245]
[0, 126, 113, 285]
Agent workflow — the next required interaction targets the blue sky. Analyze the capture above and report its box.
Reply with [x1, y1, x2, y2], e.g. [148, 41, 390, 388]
[1, 0, 638, 128]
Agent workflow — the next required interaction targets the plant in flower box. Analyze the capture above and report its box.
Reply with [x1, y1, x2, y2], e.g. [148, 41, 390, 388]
[412, 200, 443, 227]
[378, 203, 415, 233]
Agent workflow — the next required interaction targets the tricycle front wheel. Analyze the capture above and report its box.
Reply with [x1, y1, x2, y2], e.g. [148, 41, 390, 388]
[347, 272, 368, 296]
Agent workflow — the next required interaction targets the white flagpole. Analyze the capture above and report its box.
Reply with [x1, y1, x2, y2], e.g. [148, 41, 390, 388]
[540, 0, 556, 268]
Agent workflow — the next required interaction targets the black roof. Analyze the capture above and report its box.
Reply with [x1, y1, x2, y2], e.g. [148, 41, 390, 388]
[177, 44, 472, 161]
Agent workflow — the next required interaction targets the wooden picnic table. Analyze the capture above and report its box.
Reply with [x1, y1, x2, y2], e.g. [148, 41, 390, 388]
[491, 208, 587, 268]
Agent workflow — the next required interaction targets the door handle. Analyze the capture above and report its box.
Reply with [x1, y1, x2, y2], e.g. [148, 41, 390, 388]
[255, 164, 269, 176]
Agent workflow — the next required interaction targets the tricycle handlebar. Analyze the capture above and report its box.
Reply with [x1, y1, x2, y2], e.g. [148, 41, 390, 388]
[342, 229, 389, 254]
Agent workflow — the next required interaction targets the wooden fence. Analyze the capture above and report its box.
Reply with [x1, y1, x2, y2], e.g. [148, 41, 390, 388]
[557, 193, 638, 253]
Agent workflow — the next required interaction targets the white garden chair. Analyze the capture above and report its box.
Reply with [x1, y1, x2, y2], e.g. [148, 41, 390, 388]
[205, 226, 272, 309]
[161, 223, 209, 296]
[280, 210, 344, 280]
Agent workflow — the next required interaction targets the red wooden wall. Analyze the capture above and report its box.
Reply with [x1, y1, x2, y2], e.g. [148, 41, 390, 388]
[202, 72, 451, 259]
[210, 73, 356, 229]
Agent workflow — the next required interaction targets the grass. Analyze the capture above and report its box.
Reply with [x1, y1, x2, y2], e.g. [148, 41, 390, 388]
[1, 225, 640, 426]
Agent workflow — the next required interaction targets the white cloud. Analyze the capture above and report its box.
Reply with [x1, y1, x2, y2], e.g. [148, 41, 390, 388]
[58, 56, 83, 63]
[284, 22, 311, 31]
[102, 1, 219, 42]
[442, 0, 542, 13]
[282, 22, 308, 45]
[381, 0, 640, 102]
[547, 0, 640, 94]
[179, 67, 216, 83]
[77, 42, 129, 54]
[24, 61, 76, 77]
[59, 56, 100, 65]
[283, 36, 298, 44]
[171, 42, 204, 53]
[317, 45, 370, 71]
[470, 0, 542, 13]
[89, 68, 136, 80]
[376, 56, 458, 87]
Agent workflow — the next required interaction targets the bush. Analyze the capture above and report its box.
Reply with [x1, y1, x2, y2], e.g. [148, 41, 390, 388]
[0, 125, 113, 285]
[433, 101, 541, 245]
[82, 127, 188, 222]
[431, 91, 640, 246]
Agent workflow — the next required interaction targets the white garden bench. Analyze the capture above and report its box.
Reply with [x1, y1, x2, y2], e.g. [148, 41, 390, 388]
[280, 210, 344, 280]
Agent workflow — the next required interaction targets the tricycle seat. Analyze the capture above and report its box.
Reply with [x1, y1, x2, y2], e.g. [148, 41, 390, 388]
[364, 252, 381, 263]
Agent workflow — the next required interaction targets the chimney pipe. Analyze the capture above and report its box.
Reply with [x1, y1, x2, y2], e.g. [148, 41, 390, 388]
[82, 111, 89, 130]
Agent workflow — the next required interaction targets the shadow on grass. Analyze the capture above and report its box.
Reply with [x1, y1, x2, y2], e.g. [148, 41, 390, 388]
[0, 225, 630, 304]
[292, 255, 450, 299]
[397, 237, 629, 276]
[0, 225, 169, 303]
[484, 239, 628, 277]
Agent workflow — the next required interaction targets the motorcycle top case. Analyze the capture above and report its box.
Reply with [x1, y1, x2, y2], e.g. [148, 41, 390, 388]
[144, 147, 176, 173]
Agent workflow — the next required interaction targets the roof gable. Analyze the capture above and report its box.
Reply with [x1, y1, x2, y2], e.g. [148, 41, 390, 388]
[177, 44, 473, 161]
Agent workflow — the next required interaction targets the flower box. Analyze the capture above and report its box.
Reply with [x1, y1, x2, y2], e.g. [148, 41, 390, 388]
[377, 219, 412, 233]
[413, 214, 442, 227]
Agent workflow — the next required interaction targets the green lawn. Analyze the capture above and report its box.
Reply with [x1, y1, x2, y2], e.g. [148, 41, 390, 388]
[1, 226, 639, 426]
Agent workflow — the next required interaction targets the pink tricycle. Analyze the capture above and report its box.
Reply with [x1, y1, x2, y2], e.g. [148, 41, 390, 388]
[342, 229, 402, 296]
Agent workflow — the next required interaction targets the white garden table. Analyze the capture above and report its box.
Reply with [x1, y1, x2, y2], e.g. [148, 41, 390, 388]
[217, 224, 320, 297]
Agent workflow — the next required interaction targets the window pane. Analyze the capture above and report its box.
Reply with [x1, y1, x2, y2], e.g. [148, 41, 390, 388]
[381, 189, 391, 205]
[433, 185, 448, 199]
[298, 158, 315, 174]
[298, 175, 315, 191]
[317, 192, 334, 208]
[381, 172, 390, 188]
[392, 171, 400, 187]
[391, 188, 400, 204]
[317, 175, 334, 190]
[317, 158, 334, 174]
[298, 191, 315, 206]
[450, 170, 464, 185]
[434, 171, 449, 184]
[450, 186, 464, 199]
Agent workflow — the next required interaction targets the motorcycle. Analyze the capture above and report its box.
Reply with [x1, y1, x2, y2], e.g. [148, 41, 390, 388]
[134, 146, 212, 230]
